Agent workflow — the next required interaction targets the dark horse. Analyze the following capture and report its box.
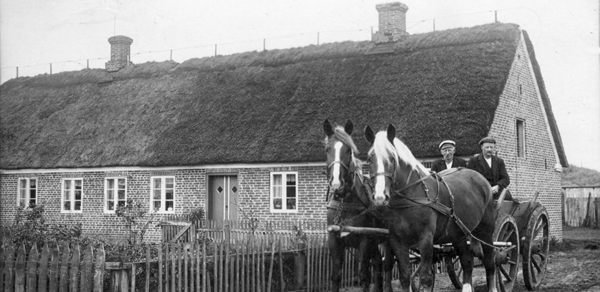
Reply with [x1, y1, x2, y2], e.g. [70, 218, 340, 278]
[365, 124, 497, 292]
[323, 119, 393, 292]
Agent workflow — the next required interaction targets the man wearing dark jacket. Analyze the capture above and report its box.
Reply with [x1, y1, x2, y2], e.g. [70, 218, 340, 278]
[467, 137, 511, 200]
[430, 140, 467, 172]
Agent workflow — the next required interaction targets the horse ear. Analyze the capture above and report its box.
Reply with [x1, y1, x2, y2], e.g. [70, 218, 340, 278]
[365, 126, 375, 144]
[387, 124, 396, 144]
[323, 119, 333, 136]
[344, 120, 354, 135]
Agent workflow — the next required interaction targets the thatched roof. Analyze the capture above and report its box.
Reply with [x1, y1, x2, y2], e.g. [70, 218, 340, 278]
[0, 22, 568, 169]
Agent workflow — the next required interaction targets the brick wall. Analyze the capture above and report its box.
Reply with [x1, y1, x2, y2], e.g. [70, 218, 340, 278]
[0, 165, 329, 243]
[488, 31, 564, 240]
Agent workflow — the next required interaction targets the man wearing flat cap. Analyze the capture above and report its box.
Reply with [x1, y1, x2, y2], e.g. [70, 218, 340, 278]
[467, 136, 511, 200]
[431, 140, 467, 173]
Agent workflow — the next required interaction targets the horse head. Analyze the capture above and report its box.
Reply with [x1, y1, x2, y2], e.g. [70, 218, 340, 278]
[365, 124, 428, 206]
[323, 119, 359, 197]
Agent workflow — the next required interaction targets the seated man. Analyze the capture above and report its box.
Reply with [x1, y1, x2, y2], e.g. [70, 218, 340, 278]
[430, 140, 467, 173]
[467, 137, 511, 200]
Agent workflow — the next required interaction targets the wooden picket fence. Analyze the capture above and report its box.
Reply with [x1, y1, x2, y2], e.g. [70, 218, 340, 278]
[0, 241, 106, 292]
[111, 232, 363, 292]
[563, 186, 600, 227]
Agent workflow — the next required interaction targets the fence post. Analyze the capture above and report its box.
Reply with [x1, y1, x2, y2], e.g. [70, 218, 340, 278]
[594, 198, 600, 229]
[294, 236, 306, 289]
[106, 261, 131, 292]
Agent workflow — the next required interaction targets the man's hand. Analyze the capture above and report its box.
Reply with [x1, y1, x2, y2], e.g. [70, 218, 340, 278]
[491, 185, 500, 194]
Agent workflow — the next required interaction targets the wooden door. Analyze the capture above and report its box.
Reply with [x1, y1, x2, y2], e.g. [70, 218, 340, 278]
[207, 175, 239, 225]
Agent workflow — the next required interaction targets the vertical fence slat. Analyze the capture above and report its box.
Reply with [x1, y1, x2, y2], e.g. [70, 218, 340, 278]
[48, 245, 59, 292]
[131, 263, 137, 292]
[225, 227, 229, 292]
[25, 244, 38, 292]
[37, 243, 50, 292]
[15, 244, 26, 292]
[0, 244, 6, 291]
[59, 242, 70, 292]
[279, 238, 284, 292]
[69, 243, 80, 292]
[159, 243, 164, 292]
[80, 245, 94, 292]
[4, 244, 16, 292]
[145, 245, 151, 292]
[93, 244, 105, 292]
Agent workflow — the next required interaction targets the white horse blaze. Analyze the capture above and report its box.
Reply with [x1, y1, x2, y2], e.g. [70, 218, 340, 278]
[331, 142, 343, 189]
[373, 156, 386, 204]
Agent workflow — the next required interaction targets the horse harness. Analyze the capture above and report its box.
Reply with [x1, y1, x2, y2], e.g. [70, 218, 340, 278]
[382, 167, 474, 239]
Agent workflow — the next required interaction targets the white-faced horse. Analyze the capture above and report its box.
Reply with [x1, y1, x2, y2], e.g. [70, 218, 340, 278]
[365, 124, 498, 292]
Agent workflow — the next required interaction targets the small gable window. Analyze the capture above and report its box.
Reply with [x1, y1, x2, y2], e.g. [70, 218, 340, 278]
[105, 177, 127, 213]
[270, 172, 298, 213]
[62, 178, 83, 213]
[151, 176, 175, 213]
[517, 119, 526, 158]
[17, 178, 37, 208]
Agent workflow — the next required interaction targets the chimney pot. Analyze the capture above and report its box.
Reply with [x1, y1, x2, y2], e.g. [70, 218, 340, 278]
[106, 35, 133, 72]
[373, 2, 409, 44]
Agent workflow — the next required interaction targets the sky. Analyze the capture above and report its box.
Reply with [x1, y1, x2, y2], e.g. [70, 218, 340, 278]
[1, 0, 599, 171]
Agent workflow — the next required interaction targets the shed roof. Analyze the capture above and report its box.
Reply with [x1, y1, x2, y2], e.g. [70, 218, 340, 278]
[0, 22, 568, 169]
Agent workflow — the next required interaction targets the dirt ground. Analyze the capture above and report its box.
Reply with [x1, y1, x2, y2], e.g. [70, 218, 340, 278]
[345, 225, 600, 292]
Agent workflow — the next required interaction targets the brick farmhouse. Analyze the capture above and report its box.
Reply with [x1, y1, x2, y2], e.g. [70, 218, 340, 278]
[0, 2, 568, 242]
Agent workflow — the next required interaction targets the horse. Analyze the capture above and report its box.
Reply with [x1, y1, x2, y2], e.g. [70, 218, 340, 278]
[364, 124, 497, 292]
[323, 119, 393, 292]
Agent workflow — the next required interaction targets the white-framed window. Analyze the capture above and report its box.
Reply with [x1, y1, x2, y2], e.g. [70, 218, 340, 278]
[105, 177, 127, 213]
[17, 178, 37, 208]
[151, 176, 175, 213]
[62, 178, 83, 213]
[270, 172, 298, 213]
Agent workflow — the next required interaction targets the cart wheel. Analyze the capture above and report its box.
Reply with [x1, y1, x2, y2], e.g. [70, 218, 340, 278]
[411, 263, 436, 291]
[522, 205, 550, 290]
[494, 213, 520, 292]
[445, 254, 463, 289]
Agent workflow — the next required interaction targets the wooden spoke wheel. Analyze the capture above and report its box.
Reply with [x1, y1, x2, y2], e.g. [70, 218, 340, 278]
[522, 205, 550, 290]
[445, 254, 463, 289]
[494, 213, 520, 292]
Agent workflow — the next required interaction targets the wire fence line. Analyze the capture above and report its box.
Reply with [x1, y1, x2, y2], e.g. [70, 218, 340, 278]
[1, 9, 515, 84]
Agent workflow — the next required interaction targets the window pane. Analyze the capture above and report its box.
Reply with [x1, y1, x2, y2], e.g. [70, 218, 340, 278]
[166, 178, 173, 188]
[118, 179, 125, 189]
[286, 199, 296, 210]
[273, 186, 282, 198]
[286, 174, 295, 184]
[287, 186, 296, 198]
[19, 189, 26, 200]
[273, 174, 282, 186]
[29, 189, 36, 199]
[107, 189, 114, 200]
[65, 180, 71, 190]
[108, 179, 114, 189]
[165, 190, 173, 200]
[30, 179, 36, 188]
[28, 199, 36, 208]
[18, 198, 25, 207]
[118, 190, 125, 200]
[75, 180, 82, 189]
[153, 190, 161, 200]
[107, 201, 114, 211]
[117, 200, 126, 207]
[74, 201, 81, 211]
[74, 191, 82, 200]
[20, 179, 26, 188]
[166, 201, 174, 211]
[63, 190, 70, 200]
[154, 201, 161, 212]
[154, 178, 161, 188]
[64, 201, 71, 211]
[273, 198, 282, 210]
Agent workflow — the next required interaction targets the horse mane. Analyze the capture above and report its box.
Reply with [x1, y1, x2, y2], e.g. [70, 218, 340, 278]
[369, 131, 428, 175]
